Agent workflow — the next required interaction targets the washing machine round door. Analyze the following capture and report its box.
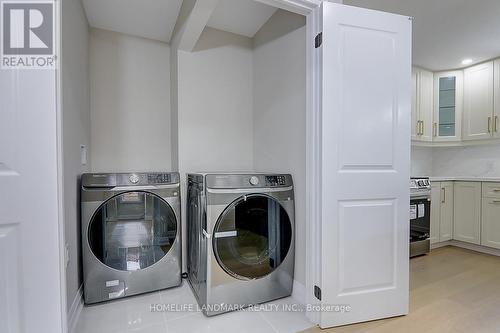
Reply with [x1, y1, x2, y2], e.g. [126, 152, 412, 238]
[213, 194, 292, 280]
[88, 191, 177, 271]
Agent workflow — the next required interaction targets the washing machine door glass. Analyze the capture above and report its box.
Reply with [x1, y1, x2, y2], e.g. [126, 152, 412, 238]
[213, 194, 292, 280]
[88, 191, 177, 271]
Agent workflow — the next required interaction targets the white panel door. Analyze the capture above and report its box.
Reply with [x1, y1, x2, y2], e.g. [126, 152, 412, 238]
[463, 62, 494, 140]
[0, 54, 64, 331]
[318, 3, 411, 328]
[439, 182, 454, 242]
[453, 182, 481, 244]
[430, 182, 441, 244]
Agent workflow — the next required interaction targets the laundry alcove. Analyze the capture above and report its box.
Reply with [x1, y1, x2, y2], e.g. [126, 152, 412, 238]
[73, 0, 308, 313]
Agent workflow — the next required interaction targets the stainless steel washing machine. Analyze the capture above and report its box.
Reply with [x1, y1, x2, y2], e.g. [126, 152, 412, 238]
[81, 172, 181, 304]
[187, 173, 294, 316]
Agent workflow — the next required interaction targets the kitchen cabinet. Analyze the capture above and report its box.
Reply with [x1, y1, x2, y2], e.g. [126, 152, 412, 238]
[440, 182, 454, 241]
[493, 59, 500, 139]
[430, 181, 454, 244]
[433, 71, 463, 142]
[430, 182, 441, 244]
[481, 182, 500, 249]
[463, 62, 494, 140]
[453, 182, 481, 244]
[412, 67, 434, 142]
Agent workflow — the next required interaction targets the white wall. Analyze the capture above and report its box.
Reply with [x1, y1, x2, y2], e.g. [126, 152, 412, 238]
[177, 27, 254, 173]
[90, 28, 172, 172]
[253, 10, 306, 285]
[176, 27, 254, 269]
[61, 0, 91, 318]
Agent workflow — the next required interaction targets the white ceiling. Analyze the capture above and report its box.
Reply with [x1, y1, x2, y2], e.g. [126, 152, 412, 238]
[82, 0, 183, 43]
[344, 0, 500, 71]
[207, 0, 278, 38]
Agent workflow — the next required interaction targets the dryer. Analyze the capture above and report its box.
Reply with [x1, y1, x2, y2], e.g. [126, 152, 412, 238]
[81, 172, 181, 304]
[187, 173, 294, 316]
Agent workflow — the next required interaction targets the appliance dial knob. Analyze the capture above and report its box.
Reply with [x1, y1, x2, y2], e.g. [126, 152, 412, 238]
[129, 174, 140, 184]
[249, 176, 259, 186]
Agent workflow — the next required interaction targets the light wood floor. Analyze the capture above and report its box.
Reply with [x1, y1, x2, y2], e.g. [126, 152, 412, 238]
[302, 246, 500, 333]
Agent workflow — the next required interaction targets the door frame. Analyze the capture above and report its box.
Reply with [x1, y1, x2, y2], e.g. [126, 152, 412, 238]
[256, 0, 325, 325]
[55, 0, 69, 331]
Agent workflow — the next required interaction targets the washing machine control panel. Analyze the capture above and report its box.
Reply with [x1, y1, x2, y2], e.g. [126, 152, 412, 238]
[147, 173, 171, 184]
[265, 175, 287, 186]
[82, 172, 180, 188]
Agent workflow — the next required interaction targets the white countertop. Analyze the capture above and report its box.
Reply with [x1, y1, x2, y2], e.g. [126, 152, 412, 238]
[429, 176, 500, 182]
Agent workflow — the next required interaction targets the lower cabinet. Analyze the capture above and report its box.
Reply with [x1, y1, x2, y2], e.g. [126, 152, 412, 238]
[430, 182, 441, 244]
[440, 182, 454, 241]
[453, 182, 481, 244]
[481, 182, 500, 249]
[430, 181, 454, 244]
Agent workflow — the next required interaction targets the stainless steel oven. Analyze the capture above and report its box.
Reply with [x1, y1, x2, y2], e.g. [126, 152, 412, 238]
[410, 178, 431, 257]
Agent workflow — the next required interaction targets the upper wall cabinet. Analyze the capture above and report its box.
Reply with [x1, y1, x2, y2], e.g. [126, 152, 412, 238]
[463, 61, 494, 140]
[493, 59, 500, 139]
[412, 67, 434, 142]
[433, 71, 463, 142]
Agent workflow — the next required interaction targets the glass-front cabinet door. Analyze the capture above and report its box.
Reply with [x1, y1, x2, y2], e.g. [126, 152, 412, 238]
[433, 71, 463, 141]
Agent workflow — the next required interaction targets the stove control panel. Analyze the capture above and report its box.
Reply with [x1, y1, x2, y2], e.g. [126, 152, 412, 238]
[410, 178, 430, 190]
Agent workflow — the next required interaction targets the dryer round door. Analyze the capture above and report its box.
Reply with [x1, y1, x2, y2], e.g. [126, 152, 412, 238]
[88, 191, 177, 271]
[213, 194, 292, 280]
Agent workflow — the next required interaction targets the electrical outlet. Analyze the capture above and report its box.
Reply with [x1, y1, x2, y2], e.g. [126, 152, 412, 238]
[65, 243, 70, 268]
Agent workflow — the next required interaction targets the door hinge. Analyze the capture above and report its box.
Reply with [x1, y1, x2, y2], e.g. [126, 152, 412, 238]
[315, 32, 322, 48]
[314, 285, 322, 300]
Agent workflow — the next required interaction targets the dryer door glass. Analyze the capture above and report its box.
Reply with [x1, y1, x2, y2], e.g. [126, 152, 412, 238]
[88, 191, 177, 271]
[213, 194, 292, 280]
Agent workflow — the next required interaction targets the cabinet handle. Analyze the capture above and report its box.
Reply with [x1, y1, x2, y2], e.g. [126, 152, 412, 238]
[433, 122, 437, 137]
[492, 200, 500, 204]
[441, 187, 445, 203]
[495, 116, 498, 132]
[421, 120, 424, 135]
[492, 189, 500, 192]
[488, 116, 492, 133]
[416, 121, 420, 135]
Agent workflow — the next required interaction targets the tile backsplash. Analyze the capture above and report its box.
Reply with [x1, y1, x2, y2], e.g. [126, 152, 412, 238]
[411, 146, 433, 177]
[412, 144, 500, 178]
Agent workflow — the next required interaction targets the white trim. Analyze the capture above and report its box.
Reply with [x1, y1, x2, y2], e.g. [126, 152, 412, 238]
[305, 2, 322, 325]
[432, 240, 500, 257]
[68, 286, 84, 333]
[254, 0, 321, 15]
[292, 279, 307, 305]
[55, 0, 68, 332]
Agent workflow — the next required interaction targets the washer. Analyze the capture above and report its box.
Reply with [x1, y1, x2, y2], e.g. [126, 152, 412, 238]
[81, 172, 181, 304]
[187, 173, 294, 316]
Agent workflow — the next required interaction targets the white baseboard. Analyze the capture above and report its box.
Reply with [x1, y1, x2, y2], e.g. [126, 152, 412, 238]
[432, 240, 500, 257]
[430, 240, 453, 249]
[292, 279, 306, 305]
[68, 285, 83, 333]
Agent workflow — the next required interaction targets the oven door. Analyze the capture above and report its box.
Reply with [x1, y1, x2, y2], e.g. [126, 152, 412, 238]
[410, 197, 430, 240]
